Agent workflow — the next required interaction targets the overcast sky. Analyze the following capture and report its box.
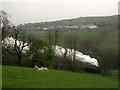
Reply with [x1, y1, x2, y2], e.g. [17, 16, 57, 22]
[1, 0, 119, 25]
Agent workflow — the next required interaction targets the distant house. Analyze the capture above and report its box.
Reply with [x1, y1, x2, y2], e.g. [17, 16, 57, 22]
[88, 25, 97, 29]
[80, 25, 97, 29]
[64, 25, 78, 29]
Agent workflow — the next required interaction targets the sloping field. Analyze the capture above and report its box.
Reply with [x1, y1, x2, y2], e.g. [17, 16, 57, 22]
[2, 65, 118, 88]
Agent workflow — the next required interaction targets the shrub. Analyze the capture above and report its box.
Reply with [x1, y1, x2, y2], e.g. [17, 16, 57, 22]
[27, 38, 54, 68]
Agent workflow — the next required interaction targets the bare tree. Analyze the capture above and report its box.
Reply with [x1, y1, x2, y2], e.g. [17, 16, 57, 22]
[64, 35, 79, 71]
[46, 29, 54, 45]
[0, 10, 12, 40]
[12, 28, 28, 66]
[46, 28, 61, 50]
[54, 28, 61, 47]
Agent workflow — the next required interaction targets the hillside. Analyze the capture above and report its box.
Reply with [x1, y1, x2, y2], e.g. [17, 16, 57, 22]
[19, 15, 118, 28]
[2, 65, 118, 88]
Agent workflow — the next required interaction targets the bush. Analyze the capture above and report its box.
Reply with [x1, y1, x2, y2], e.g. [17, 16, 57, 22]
[2, 45, 17, 65]
[97, 48, 118, 76]
[27, 38, 54, 68]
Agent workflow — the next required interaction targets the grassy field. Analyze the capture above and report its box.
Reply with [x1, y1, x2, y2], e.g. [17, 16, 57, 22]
[61, 31, 98, 37]
[99, 31, 118, 48]
[2, 65, 118, 88]
[27, 31, 98, 38]
[27, 31, 118, 49]
[27, 31, 47, 38]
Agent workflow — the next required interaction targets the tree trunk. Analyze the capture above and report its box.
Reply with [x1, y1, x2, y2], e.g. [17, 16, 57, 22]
[16, 52, 22, 66]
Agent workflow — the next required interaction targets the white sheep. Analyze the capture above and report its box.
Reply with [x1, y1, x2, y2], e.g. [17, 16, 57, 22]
[34, 65, 48, 71]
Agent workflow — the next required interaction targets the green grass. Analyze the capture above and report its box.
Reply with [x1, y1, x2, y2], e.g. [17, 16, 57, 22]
[27, 31, 47, 38]
[62, 31, 98, 37]
[27, 30, 118, 49]
[111, 69, 119, 75]
[99, 31, 118, 48]
[2, 65, 118, 88]
[27, 31, 98, 38]
[27, 31, 46, 35]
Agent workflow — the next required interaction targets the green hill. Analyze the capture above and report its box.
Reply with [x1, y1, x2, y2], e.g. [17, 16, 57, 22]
[20, 15, 117, 28]
[2, 65, 118, 88]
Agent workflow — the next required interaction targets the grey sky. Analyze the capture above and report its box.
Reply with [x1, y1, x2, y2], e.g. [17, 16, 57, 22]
[1, 0, 119, 25]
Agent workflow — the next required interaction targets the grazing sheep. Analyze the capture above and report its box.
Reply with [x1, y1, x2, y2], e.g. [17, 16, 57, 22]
[34, 65, 48, 71]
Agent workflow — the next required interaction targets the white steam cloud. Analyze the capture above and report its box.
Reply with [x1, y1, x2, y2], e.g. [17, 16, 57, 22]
[3, 37, 29, 53]
[55, 46, 99, 67]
